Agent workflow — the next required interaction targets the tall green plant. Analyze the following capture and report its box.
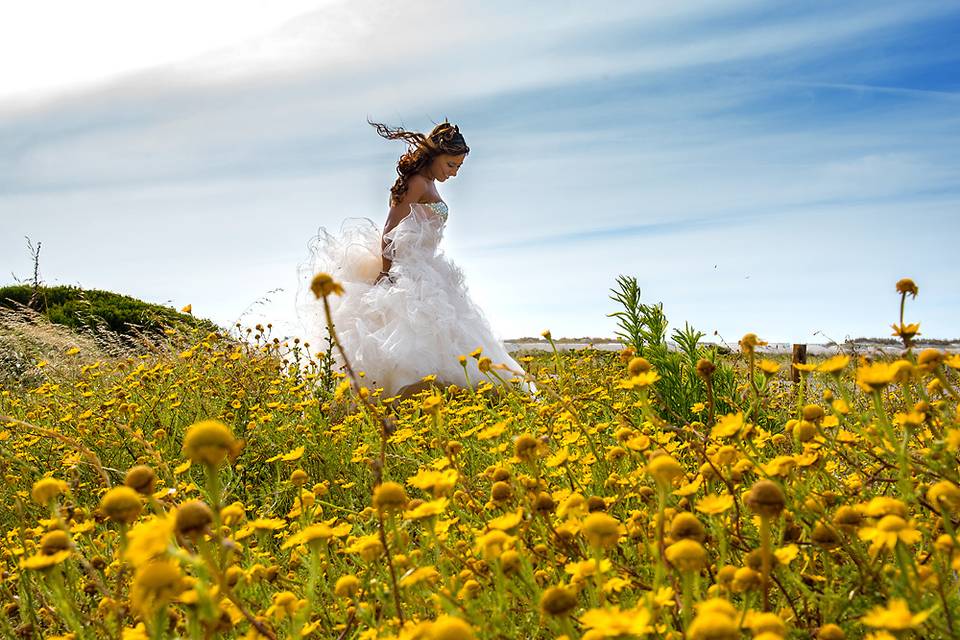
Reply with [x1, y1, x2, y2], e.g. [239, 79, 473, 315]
[608, 275, 736, 422]
[607, 275, 650, 355]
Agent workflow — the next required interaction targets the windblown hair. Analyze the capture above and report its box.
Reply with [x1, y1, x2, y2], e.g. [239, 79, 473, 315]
[368, 118, 470, 206]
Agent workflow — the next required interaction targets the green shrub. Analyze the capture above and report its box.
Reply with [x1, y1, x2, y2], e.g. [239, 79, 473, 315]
[0, 284, 218, 337]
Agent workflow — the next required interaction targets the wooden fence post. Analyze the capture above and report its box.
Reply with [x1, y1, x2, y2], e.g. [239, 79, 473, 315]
[791, 344, 807, 383]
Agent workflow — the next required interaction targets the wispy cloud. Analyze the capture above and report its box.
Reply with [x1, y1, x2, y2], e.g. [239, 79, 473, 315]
[2, 0, 958, 341]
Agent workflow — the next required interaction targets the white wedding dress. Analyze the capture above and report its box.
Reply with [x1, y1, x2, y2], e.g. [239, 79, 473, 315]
[296, 201, 537, 399]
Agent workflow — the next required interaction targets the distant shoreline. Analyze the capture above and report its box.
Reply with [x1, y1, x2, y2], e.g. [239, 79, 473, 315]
[504, 338, 960, 355]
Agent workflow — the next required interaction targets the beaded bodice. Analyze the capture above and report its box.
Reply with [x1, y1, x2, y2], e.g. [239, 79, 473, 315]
[422, 201, 448, 223]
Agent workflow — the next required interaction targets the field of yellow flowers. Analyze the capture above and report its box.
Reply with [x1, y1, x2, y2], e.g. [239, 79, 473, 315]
[2, 276, 960, 640]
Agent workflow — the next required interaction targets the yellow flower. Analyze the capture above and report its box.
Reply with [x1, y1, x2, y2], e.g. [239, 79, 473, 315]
[774, 544, 799, 565]
[403, 498, 448, 520]
[20, 550, 71, 571]
[250, 517, 287, 532]
[430, 615, 476, 640]
[928, 480, 960, 513]
[281, 523, 335, 550]
[124, 465, 157, 496]
[745, 479, 785, 518]
[747, 612, 786, 636]
[695, 597, 738, 618]
[182, 419, 238, 466]
[539, 585, 578, 617]
[220, 502, 246, 526]
[711, 412, 744, 439]
[266, 591, 306, 620]
[422, 393, 443, 413]
[399, 566, 440, 589]
[696, 493, 734, 515]
[756, 359, 780, 376]
[121, 624, 149, 640]
[695, 359, 716, 379]
[310, 272, 344, 298]
[917, 348, 944, 372]
[130, 559, 184, 617]
[125, 515, 175, 566]
[688, 607, 738, 640]
[861, 598, 931, 630]
[652, 586, 676, 608]
[739, 333, 767, 354]
[407, 468, 459, 498]
[646, 455, 684, 486]
[486, 508, 524, 531]
[290, 469, 309, 487]
[665, 539, 707, 572]
[514, 433, 540, 461]
[372, 481, 408, 514]
[100, 486, 143, 524]
[174, 501, 213, 540]
[565, 558, 612, 583]
[334, 575, 360, 598]
[344, 534, 384, 562]
[476, 421, 507, 440]
[895, 278, 919, 297]
[856, 362, 897, 393]
[817, 624, 846, 640]
[891, 322, 921, 341]
[31, 477, 68, 504]
[817, 354, 850, 375]
[672, 475, 703, 497]
[578, 606, 652, 638]
[581, 513, 622, 550]
[265, 446, 305, 463]
[627, 356, 653, 375]
[474, 529, 514, 561]
[858, 515, 921, 556]
[39, 530, 71, 555]
[622, 370, 661, 389]
[558, 493, 587, 519]
[864, 496, 908, 518]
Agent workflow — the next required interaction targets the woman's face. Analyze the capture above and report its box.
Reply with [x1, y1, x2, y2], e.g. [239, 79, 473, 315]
[429, 153, 465, 182]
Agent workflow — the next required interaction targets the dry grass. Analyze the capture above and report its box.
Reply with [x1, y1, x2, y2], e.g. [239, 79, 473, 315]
[0, 302, 178, 389]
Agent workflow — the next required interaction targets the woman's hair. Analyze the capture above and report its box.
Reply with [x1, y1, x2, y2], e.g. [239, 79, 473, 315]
[368, 118, 470, 206]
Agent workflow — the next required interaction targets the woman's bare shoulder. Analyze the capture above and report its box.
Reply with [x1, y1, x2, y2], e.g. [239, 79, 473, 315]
[385, 177, 428, 231]
[410, 175, 443, 204]
[399, 175, 431, 205]
[407, 173, 430, 192]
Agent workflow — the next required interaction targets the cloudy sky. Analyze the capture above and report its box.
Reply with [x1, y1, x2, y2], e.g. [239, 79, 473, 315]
[2, 0, 958, 345]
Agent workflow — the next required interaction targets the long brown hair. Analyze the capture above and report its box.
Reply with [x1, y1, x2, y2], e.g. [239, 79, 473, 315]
[368, 119, 470, 206]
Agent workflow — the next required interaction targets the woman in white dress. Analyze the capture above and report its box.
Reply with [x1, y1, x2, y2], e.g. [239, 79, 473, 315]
[296, 120, 537, 400]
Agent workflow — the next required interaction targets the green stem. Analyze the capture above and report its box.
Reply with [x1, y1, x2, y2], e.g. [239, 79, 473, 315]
[680, 571, 694, 629]
[760, 515, 772, 612]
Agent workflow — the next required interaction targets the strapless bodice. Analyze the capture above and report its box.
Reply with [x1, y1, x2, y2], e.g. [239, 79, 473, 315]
[420, 201, 448, 223]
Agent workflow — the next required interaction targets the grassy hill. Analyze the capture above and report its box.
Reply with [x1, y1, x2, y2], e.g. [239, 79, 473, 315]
[0, 284, 218, 337]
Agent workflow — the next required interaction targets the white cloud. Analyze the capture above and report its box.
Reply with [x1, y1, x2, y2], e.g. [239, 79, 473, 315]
[0, 0, 335, 102]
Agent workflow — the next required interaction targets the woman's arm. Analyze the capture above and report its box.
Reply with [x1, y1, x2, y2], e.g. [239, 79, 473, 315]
[377, 177, 428, 282]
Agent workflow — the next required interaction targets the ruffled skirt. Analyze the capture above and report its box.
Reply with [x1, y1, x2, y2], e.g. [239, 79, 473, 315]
[295, 208, 536, 399]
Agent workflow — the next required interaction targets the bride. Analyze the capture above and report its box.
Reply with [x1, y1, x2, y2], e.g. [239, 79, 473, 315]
[296, 119, 537, 401]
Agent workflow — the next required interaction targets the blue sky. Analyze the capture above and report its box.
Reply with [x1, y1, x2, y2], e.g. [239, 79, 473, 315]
[1, 0, 958, 343]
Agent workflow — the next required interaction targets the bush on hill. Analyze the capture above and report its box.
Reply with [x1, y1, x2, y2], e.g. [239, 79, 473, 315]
[0, 284, 219, 337]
